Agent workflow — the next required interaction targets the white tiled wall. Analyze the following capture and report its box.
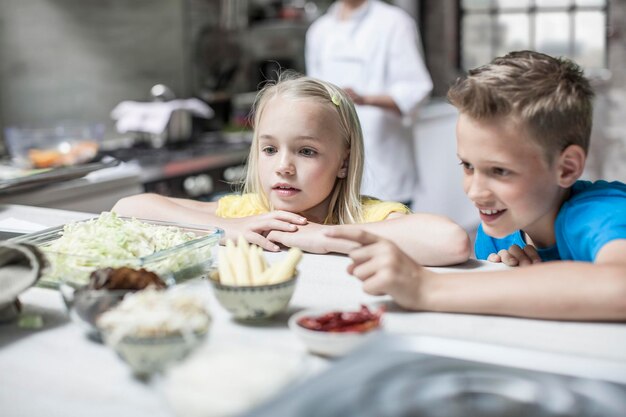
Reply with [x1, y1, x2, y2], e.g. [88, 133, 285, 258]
[412, 101, 478, 231]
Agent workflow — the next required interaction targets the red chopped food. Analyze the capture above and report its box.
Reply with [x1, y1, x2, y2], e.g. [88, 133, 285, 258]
[297, 305, 384, 333]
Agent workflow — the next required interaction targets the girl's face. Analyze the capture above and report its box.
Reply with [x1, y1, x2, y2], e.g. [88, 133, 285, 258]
[256, 96, 348, 223]
[456, 113, 565, 247]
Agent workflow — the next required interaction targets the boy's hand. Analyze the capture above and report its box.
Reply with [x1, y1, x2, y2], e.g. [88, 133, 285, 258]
[487, 244, 541, 267]
[326, 228, 433, 310]
[222, 211, 307, 252]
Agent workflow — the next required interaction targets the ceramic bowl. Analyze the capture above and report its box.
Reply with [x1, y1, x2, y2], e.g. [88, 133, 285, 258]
[101, 329, 208, 376]
[288, 308, 383, 358]
[208, 272, 297, 320]
[59, 283, 131, 335]
[95, 287, 212, 376]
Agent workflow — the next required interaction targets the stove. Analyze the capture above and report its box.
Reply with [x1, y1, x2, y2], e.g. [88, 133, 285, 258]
[102, 132, 250, 200]
[244, 335, 626, 417]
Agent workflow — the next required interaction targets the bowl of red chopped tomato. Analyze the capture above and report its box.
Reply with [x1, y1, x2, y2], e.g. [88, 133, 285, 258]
[288, 305, 384, 357]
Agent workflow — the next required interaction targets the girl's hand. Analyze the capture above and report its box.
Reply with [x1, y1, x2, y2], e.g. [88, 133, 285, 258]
[266, 223, 361, 254]
[222, 211, 307, 252]
[326, 228, 433, 311]
[487, 244, 541, 267]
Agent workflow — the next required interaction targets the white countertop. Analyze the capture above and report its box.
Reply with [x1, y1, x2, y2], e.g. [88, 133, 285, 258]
[1, 204, 626, 417]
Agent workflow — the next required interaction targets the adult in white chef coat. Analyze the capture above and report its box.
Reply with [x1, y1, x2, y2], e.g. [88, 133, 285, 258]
[306, 0, 433, 206]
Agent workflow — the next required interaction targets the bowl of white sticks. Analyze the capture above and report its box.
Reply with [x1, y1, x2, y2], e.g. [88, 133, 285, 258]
[208, 238, 301, 320]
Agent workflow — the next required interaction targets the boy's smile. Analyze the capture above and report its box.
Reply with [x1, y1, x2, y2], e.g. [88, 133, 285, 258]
[456, 114, 568, 248]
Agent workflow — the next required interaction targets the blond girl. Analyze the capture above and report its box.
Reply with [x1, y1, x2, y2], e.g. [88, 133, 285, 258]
[113, 73, 469, 266]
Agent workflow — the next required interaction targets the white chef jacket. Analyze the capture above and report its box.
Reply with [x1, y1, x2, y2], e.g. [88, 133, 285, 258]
[306, 0, 432, 202]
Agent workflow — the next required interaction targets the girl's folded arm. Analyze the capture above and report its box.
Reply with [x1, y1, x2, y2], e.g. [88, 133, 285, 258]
[338, 213, 471, 266]
[112, 193, 220, 225]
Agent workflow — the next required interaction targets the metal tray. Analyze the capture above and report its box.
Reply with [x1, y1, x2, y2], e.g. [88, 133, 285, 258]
[0, 156, 120, 195]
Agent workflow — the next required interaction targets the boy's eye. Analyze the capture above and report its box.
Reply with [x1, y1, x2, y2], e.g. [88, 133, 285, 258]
[262, 146, 277, 155]
[299, 148, 317, 157]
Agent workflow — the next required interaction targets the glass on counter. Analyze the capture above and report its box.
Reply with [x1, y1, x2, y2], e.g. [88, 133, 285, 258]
[4, 123, 105, 169]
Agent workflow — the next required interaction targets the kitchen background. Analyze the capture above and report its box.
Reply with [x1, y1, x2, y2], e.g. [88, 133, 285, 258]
[0, 0, 624, 231]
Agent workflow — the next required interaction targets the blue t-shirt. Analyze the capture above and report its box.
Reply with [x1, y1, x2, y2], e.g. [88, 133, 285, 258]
[475, 180, 626, 262]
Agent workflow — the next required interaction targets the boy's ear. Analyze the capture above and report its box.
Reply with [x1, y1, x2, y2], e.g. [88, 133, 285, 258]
[556, 144, 586, 187]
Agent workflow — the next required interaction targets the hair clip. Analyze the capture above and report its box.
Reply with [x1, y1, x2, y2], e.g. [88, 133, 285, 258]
[331, 94, 341, 107]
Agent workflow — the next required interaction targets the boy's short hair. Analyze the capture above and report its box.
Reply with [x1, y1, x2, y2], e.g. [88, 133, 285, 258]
[447, 50, 594, 159]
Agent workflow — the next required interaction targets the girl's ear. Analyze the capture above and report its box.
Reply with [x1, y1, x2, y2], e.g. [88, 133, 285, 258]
[337, 149, 350, 179]
[556, 144, 586, 188]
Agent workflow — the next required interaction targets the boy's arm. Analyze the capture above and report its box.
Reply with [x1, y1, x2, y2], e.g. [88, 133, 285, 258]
[332, 228, 626, 321]
[420, 239, 626, 321]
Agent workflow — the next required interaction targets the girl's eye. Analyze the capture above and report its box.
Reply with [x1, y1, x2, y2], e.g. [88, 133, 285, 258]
[299, 148, 317, 157]
[262, 146, 277, 155]
[492, 167, 510, 176]
[459, 161, 473, 172]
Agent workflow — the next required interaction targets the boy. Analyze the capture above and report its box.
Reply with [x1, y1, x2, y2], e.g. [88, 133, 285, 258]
[328, 50, 626, 321]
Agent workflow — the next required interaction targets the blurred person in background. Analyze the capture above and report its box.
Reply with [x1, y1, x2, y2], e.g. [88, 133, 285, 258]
[305, 0, 432, 207]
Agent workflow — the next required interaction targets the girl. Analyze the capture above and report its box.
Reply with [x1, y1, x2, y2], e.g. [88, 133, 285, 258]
[113, 73, 469, 266]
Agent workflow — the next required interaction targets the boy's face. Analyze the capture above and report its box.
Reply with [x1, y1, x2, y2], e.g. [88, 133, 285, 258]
[256, 96, 348, 223]
[456, 114, 564, 245]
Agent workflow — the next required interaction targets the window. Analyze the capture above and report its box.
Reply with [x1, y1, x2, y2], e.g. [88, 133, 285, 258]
[460, 0, 608, 70]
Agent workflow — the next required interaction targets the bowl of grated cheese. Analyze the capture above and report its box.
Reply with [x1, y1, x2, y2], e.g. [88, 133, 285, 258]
[97, 288, 211, 376]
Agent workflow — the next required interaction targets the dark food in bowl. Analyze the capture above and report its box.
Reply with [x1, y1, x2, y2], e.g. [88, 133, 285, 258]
[69, 267, 166, 330]
[87, 267, 166, 290]
[72, 288, 127, 328]
[297, 305, 384, 333]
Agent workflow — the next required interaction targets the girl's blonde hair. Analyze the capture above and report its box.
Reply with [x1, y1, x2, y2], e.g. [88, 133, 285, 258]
[242, 71, 364, 224]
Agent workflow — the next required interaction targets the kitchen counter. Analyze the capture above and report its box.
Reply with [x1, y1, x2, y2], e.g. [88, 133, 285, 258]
[1, 205, 626, 417]
[0, 163, 144, 213]
[136, 143, 249, 185]
[0, 133, 251, 213]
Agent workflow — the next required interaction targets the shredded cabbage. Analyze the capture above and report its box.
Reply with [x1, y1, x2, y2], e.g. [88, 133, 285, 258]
[42, 212, 214, 286]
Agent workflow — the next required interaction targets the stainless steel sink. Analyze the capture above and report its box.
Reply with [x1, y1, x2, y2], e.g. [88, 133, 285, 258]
[244, 334, 626, 417]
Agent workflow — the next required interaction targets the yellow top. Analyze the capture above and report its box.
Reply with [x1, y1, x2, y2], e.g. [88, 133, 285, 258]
[216, 193, 410, 223]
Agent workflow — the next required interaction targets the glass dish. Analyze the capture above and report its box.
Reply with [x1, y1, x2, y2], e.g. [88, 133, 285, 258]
[4, 123, 105, 169]
[11, 217, 223, 289]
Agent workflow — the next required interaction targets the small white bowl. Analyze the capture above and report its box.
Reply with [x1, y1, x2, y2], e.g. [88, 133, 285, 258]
[288, 308, 383, 358]
[96, 288, 211, 376]
[209, 272, 297, 320]
[101, 329, 208, 376]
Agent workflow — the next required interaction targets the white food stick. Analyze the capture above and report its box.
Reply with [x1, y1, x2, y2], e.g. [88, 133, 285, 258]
[259, 246, 269, 271]
[225, 239, 240, 285]
[237, 235, 250, 259]
[248, 244, 265, 286]
[234, 244, 251, 286]
[217, 246, 236, 285]
[265, 248, 302, 284]
[259, 262, 280, 286]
